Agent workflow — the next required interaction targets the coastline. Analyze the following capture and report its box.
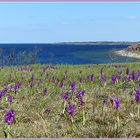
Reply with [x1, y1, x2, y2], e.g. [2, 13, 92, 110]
[115, 49, 140, 59]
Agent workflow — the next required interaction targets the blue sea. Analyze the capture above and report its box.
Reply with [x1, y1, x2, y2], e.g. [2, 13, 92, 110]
[0, 43, 139, 65]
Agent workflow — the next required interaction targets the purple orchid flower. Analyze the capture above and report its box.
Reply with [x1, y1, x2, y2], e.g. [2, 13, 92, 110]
[4, 109, 16, 125]
[67, 103, 76, 117]
[114, 96, 120, 110]
[135, 89, 140, 103]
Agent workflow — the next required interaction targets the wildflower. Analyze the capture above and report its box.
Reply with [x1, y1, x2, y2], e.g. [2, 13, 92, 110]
[29, 81, 34, 88]
[123, 76, 127, 81]
[31, 73, 34, 81]
[38, 79, 42, 86]
[118, 70, 122, 75]
[126, 67, 129, 75]
[70, 82, 76, 93]
[43, 88, 47, 95]
[114, 96, 120, 110]
[4, 109, 16, 125]
[46, 73, 49, 78]
[87, 76, 90, 81]
[15, 82, 21, 90]
[43, 67, 47, 72]
[76, 90, 85, 99]
[138, 70, 140, 77]
[91, 74, 94, 81]
[132, 70, 136, 81]
[0, 88, 7, 99]
[78, 98, 85, 108]
[0, 93, 3, 99]
[3, 83, 7, 88]
[135, 89, 140, 103]
[112, 75, 117, 84]
[67, 103, 76, 117]
[116, 75, 121, 81]
[79, 77, 82, 83]
[102, 75, 107, 83]
[6, 95, 12, 103]
[60, 92, 69, 100]
[60, 81, 64, 88]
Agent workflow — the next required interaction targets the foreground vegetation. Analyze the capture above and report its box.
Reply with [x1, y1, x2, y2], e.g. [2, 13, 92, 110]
[0, 63, 140, 138]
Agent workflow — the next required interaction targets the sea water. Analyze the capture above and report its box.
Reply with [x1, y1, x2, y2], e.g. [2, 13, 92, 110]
[0, 43, 139, 65]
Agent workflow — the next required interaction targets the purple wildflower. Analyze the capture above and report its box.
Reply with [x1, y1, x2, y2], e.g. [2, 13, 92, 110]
[31, 73, 34, 81]
[43, 88, 47, 95]
[87, 76, 90, 81]
[46, 73, 49, 78]
[38, 79, 42, 86]
[7, 95, 12, 103]
[102, 75, 107, 83]
[4, 109, 16, 125]
[112, 75, 117, 84]
[78, 98, 85, 108]
[15, 82, 21, 90]
[67, 103, 76, 117]
[3, 83, 7, 88]
[29, 81, 34, 88]
[118, 70, 122, 75]
[60, 81, 64, 88]
[70, 82, 76, 93]
[60, 92, 69, 100]
[91, 74, 94, 81]
[79, 77, 83, 83]
[114, 96, 120, 110]
[126, 67, 129, 75]
[116, 75, 121, 81]
[135, 89, 140, 103]
[76, 90, 85, 99]
[132, 70, 136, 81]
[0, 88, 7, 99]
[138, 70, 140, 77]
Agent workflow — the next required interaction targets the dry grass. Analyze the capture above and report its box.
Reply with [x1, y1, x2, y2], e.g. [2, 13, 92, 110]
[0, 63, 140, 138]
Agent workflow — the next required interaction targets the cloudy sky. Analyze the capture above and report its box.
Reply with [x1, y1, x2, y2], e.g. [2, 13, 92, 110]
[0, 2, 140, 43]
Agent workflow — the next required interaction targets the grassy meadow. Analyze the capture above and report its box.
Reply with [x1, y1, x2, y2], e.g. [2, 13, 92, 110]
[0, 63, 140, 138]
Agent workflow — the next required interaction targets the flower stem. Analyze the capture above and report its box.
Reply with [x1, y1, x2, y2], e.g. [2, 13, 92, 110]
[138, 104, 139, 117]
[71, 117, 74, 132]
[62, 101, 66, 114]
[83, 109, 85, 125]
[117, 111, 120, 127]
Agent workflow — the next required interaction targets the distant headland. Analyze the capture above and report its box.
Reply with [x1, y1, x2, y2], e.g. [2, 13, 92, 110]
[115, 43, 140, 59]
[55, 41, 139, 45]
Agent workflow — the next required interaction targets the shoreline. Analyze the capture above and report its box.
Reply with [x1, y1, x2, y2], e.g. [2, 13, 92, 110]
[115, 49, 140, 59]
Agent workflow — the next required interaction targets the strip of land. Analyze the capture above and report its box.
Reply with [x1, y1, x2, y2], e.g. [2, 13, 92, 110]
[116, 49, 140, 59]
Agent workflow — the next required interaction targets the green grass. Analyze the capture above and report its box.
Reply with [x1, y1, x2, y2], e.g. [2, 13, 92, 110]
[0, 63, 140, 138]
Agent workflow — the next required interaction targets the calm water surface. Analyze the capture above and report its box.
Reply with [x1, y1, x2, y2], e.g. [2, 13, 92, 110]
[0, 44, 139, 64]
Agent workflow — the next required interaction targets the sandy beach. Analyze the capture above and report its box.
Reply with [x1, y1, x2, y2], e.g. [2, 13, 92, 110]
[115, 50, 140, 59]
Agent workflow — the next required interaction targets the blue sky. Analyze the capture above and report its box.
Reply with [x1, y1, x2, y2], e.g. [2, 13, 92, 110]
[0, 2, 140, 43]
